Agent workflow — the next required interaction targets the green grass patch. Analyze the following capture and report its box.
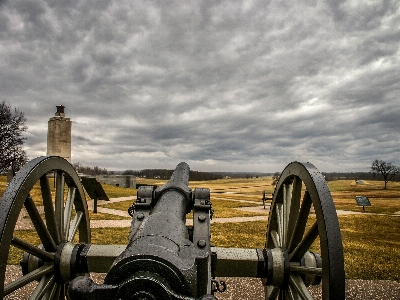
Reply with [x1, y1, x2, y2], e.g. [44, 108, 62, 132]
[98, 184, 136, 199]
[102, 199, 265, 219]
[0, 175, 7, 197]
[212, 193, 264, 202]
[339, 214, 400, 281]
[211, 221, 266, 248]
[211, 199, 265, 218]
[24, 210, 130, 222]
[328, 179, 400, 193]
[102, 200, 135, 211]
[7, 230, 41, 265]
[87, 210, 130, 220]
[334, 199, 400, 214]
[0, 175, 136, 204]
[211, 215, 400, 282]
[90, 227, 131, 245]
[3, 175, 400, 282]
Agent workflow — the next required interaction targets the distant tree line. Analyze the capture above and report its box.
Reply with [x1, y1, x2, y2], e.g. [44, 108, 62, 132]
[73, 162, 109, 176]
[122, 169, 224, 181]
[322, 171, 399, 182]
[212, 172, 268, 179]
[73, 160, 400, 188]
[322, 172, 378, 181]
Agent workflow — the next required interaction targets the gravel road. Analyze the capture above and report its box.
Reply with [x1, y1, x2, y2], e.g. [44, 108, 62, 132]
[4, 266, 400, 299]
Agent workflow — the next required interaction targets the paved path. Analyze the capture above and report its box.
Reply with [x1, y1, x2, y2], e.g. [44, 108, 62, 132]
[15, 196, 399, 230]
[89, 196, 400, 228]
[87, 196, 400, 228]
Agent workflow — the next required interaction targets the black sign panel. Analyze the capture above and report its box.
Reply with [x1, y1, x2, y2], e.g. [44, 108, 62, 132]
[355, 196, 371, 207]
[81, 177, 109, 201]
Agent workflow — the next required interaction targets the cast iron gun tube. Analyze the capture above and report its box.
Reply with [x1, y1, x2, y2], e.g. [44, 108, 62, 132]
[68, 162, 217, 299]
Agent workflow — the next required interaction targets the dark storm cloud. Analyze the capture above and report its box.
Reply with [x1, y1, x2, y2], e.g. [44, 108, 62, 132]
[1, 0, 400, 172]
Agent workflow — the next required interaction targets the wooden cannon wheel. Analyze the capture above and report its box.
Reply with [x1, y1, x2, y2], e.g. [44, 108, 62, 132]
[265, 162, 345, 299]
[0, 156, 91, 299]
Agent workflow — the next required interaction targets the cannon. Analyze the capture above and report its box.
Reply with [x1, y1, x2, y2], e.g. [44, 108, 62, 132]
[0, 156, 345, 299]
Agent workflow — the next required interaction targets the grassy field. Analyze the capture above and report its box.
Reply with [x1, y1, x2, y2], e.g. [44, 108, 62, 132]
[1, 175, 400, 281]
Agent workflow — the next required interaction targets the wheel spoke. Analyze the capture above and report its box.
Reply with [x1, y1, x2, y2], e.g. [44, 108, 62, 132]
[29, 274, 55, 300]
[289, 221, 319, 262]
[64, 187, 76, 241]
[11, 236, 54, 261]
[59, 284, 65, 299]
[290, 265, 322, 276]
[286, 178, 302, 248]
[289, 274, 314, 300]
[266, 285, 279, 300]
[288, 284, 302, 300]
[271, 230, 281, 248]
[276, 203, 283, 247]
[283, 183, 292, 247]
[41, 175, 61, 245]
[68, 211, 83, 242]
[24, 196, 57, 252]
[50, 283, 61, 300]
[44, 281, 58, 300]
[288, 191, 312, 253]
[55, 171, 65, 241]
[3, 265, 54, 297]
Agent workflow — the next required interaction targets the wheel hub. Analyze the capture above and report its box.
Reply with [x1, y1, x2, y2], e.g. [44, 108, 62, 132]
[264, 248, 322, 289]
[54, 242, 85, 283]
[264, 248, 290, 288]
[300, 251, 322, 286]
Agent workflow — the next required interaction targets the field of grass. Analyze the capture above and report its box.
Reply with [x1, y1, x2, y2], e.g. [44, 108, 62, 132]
[1, 174, 400, 282]
[0, 175, 136, 205]
[327, 180, 400, 214]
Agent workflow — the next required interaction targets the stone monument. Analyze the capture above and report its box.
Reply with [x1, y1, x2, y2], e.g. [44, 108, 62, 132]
[47, 105, 72, 162]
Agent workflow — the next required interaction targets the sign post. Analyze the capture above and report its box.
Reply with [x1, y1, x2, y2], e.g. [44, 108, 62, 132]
[81, 177, 109, 213]
[355, 195, 371, 212]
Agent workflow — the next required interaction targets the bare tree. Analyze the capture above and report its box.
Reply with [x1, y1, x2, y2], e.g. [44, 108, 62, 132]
[371, 159, 399, 189]
[272, 172, 280, 186]
[0, 101, 28, 174]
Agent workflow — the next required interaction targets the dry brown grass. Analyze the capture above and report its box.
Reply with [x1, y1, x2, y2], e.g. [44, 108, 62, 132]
[328, 180, 400, 214]
[3, 175, 400, 281]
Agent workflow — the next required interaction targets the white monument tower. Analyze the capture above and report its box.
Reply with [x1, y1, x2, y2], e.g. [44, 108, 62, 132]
[47, 105, 72, 162]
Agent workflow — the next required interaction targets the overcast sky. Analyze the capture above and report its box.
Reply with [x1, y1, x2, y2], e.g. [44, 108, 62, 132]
[1, 0, 400, 173]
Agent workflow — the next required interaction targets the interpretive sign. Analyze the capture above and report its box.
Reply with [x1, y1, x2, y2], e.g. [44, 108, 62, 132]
[355, 195, 371, 212]
[81, 176, 109, 213]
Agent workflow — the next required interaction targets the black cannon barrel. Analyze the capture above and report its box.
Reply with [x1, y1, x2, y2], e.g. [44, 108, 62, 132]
[161, 161, 190, 187]
[152, 161, 192, 220]
[69, 162, 215, 300]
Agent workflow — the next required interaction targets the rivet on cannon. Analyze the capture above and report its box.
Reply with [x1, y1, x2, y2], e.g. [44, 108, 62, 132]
[197, 240, 207, 248]
[136, 213, 145, 220]
[198, 215, 206, 222]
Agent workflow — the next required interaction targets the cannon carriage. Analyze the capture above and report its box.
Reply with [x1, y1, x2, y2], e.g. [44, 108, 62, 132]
[0, 156, 345, 299]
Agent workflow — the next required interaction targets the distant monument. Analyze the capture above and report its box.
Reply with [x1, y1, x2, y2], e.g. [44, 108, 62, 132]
[47, 105, 72, 162]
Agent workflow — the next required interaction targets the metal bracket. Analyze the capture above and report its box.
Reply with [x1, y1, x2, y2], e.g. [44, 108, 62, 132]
[128, 186, 154, 242]
[192, 188, 213, 295]
[193, 188, 212, 251]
